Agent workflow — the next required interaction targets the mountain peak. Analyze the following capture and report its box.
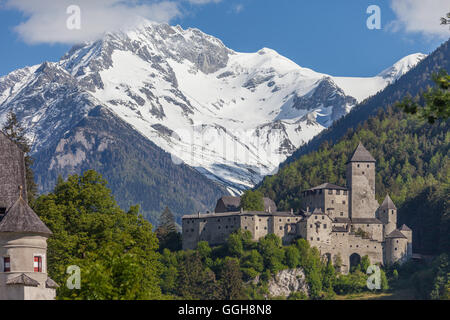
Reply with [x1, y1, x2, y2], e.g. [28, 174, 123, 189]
[378, 53, 427, 80]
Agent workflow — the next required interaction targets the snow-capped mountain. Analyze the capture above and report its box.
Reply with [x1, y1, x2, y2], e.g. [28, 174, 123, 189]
[0, 21, 426, 195]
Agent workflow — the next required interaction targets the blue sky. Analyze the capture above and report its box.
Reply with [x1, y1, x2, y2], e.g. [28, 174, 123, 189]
[0, 0, 448, 77]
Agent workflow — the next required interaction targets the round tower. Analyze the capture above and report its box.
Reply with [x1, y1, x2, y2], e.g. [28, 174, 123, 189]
[378, 194, 397, 238]
[385, 229, 408, 265]
[0, 196, 57, 300]
[399, 224, 413, 259]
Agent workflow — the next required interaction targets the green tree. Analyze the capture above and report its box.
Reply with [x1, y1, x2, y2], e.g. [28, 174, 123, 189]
[258, 234, 285, 273]
[155, 206, 181, 251]
[227, 232, 244, 258]
[397, 70, 450, 124]
[34, 170, 162, 299]
[241, 190, 264, 211]
[177, 252, 218, 300]
[218, 258, 245, 300]
[284, 245, 300, 269]
[2, 111, 38, 203]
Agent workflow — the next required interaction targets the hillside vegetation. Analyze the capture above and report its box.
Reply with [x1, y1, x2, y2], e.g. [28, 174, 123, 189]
[258, 107, 449, 256]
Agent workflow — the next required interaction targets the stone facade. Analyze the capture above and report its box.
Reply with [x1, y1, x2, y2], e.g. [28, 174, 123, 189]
[0, 133, 57, 300]
[182, 143, 413, 273]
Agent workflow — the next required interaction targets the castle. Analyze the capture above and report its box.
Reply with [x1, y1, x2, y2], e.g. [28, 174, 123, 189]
[182, 143, 413, 273]
[0, 132, 57, 300]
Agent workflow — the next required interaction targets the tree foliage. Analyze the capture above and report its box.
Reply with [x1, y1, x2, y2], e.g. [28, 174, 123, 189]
[34, 170, 162, 299]
[397, 70, 450, 124]
[241, 190, 264, 211]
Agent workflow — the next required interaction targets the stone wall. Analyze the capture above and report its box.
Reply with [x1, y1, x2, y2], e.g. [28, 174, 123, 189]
[347, 162, 379, 219]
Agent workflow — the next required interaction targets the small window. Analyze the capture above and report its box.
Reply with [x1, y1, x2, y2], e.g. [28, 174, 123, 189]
[34, 256, 42, 272]
[367, 164, 370, 168]
[244, 226, 248, 230]
[343, 201, 346, 204]
[310, 224, 313, 228]
[280, 226, 283, 230]
[315, 216, 318, 220]
[395, 248, 398, 251]
[317, 237, 320, 241]
[328, 190, 333, 195]
[336, 190, 340, 195]
[324, 224, 327, 229]
[357, 164, 360, 168]
[256, 226, 259, 230]
[362, 171, 365, 175]
[3, 257, 10, 272]
[331, 200, 334, 204]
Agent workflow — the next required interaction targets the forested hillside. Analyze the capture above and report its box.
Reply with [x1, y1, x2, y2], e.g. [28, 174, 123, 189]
[285, 40, 449, 164]
[258, 107, 449, 255]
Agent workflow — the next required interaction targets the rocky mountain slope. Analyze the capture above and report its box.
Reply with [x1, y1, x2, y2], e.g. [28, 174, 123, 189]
[0, 21, 427, 220]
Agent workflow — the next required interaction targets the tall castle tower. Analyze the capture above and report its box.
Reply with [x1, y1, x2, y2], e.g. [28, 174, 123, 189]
[346, 143, 380, 219]
[378, 194, 397, 237]
[0, 132, 57, 300]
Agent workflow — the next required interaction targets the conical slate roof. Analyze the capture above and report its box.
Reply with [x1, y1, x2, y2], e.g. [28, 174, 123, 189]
[6, 274, 40, 287]
[380, 194, 397, 210]
[0, 196, 52, 235]
[399, 224, 411, 232]
[386, 229, 407, 239]
[349, 142, 376, 162]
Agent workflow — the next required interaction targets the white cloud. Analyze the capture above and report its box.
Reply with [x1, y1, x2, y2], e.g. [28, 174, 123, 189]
[232, 4, 244, 14]
[2, 0, 219, 44]
[388, 0, 450, 38]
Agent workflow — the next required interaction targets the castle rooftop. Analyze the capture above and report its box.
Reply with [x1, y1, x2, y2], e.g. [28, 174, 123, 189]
[182, 210, 296, 219]
[0, 196, 52, 235]
[386, 229, 408, 239]
[305, 183, 348, 191]
[349, 142, 376, 163]
[380, 194, 397, 210]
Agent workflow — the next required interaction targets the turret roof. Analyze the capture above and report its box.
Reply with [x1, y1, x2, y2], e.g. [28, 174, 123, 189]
[399, 224, 412, 232]
[380, 194, 397, 210]
[6, 274, 40, 287]
[0, 196, 52, 235]
[386, 229, 407, 239]
[349, 142, 376, 163]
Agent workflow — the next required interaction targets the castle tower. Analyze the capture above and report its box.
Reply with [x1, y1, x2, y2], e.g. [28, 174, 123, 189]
[378, 194, 397, 237]
[399, 224, 413, 259]
[385, 230, 409, 265]
[0, 132, 57, 300]
[346, 143, 379, 219]
[0, 132, 28, 214]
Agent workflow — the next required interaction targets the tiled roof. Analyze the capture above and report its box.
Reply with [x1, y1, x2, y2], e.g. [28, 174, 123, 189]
[399, 224, 411, 232]
[0, 197, 52, 235]
[386, 229, 408, 239]
[6, 274, 40, 287]
[349, 142, 376, 163]
[306, 183, 348, 191]
[351, 218, 383, 225]
[46, 277, 59, 289]
[380, 194, 397, 210]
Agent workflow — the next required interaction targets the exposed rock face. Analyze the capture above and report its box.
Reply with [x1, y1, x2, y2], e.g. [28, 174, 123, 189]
[267, 268, 309, 298]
